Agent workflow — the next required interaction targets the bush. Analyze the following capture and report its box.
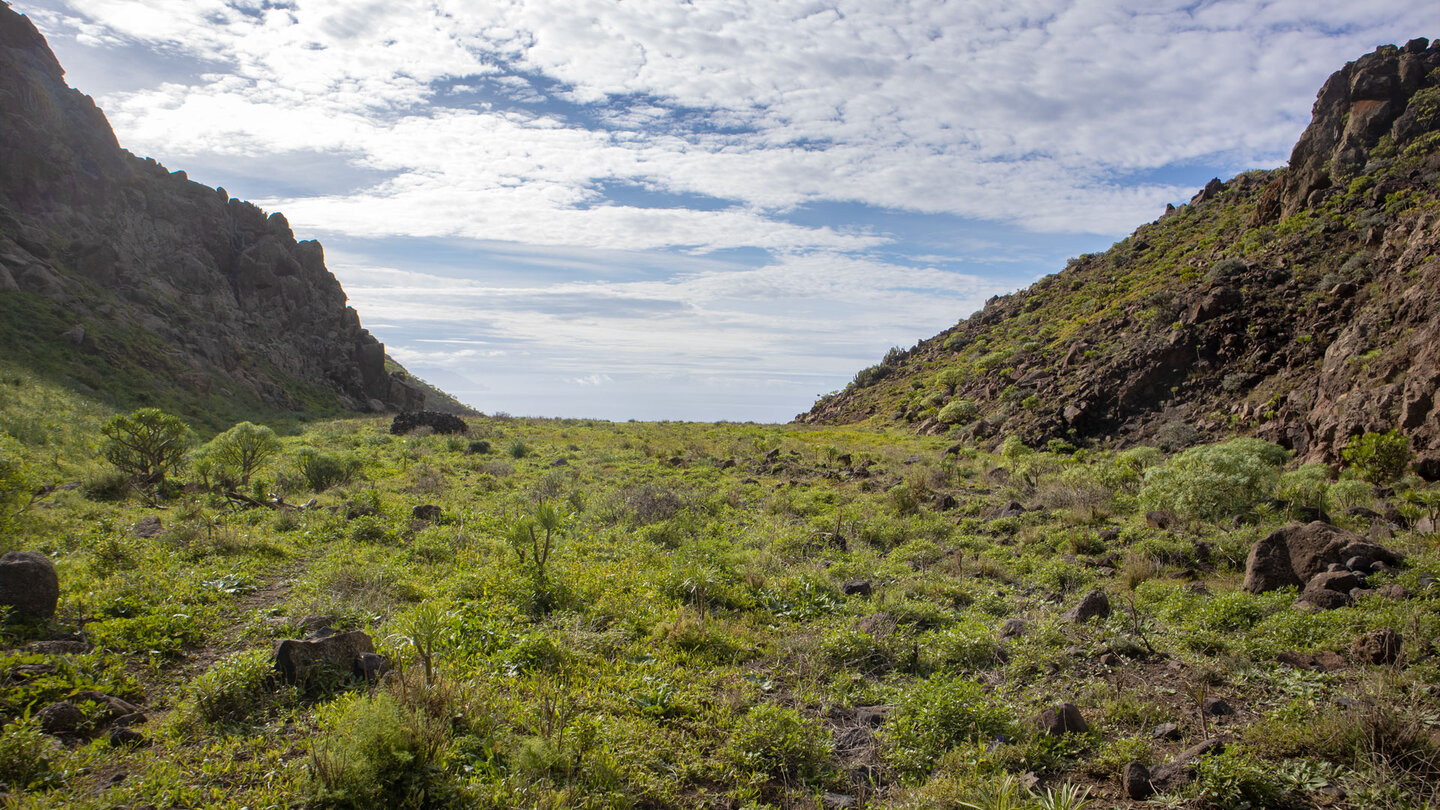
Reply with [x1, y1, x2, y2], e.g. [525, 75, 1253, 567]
[723, 703, 830, 781]
[198, 422, 281, 487]
[881, 675, 1011, 778]
[1140, 438, 1289, 522]
[1325, 478, 1374, 513]
[938, 399, 979, 425]
[1276, 464, 1330, 514]
[0, 712, 53, 791]
[309, 691, 452, 808]
[100, 408, 195, 487]
[296, 448, 359, 492]
[186, 649, 284, 725]
[1342, 430, 1411, 484]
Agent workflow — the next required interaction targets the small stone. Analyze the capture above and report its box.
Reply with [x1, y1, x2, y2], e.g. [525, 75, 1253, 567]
[356, 652, 390, 682]
[1376, 583, 1410, 600]
[411, 504, 442, 522]
[1035, 703, 1088, 736]
[132, 516, 163, 538]
[1151, 722, 1182, 740]
[1063, 590, 1111, 623]
[1202, 697, 1235, 716]
[1099, 652, 1121, 667]
[985, 501, 1027, 520]
[1123, 761, 1154, 799]
[997, 618, 1026, 639]
[109, 727, 146, 747]
[841, 579, 872, 597]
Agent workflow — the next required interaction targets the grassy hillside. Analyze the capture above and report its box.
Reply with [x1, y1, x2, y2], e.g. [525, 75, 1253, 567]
[2, 378, 1438, 808]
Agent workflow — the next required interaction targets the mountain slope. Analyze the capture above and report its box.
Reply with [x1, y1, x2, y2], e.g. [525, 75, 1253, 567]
[0, 5, 428, 429]
[800, 39, 1440, 477]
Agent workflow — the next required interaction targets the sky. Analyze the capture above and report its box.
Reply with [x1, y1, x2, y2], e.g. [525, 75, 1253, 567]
[12, 1, 1435, 422]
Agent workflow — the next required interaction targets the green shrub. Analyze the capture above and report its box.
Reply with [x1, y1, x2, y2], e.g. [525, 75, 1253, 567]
[1276, 464, 1330, 514]
[467, 439, 491, 455]
[723, 703, 830, 780]
[1325, 478, 1374, 512]
[0, 712, 53, 791]
[198, 421, 281, 487]
[186, 649, 284, 725]
[1342, 430, 1411, 484]
[1140, 438, 1288, 522]
[507, 438, 529, 459]
[881, 675, 1011, 779]
[938, 399, 979, 425]
[296, 448, 358, 492]
[309, 691, 452, 808]
[100, 407, 195, 487]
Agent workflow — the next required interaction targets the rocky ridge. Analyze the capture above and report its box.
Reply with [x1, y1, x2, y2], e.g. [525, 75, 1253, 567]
[800, 39, 1440, 475]
[0, 5, 425, 420]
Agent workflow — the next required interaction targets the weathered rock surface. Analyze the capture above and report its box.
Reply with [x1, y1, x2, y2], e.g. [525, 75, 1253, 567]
[1062, 589, 1110, 623]
[390, 411, 468, 436]
[0, 551, 59, 621]
[0, 6, 425, 417]
[1244, 522, 1399, 594]
[273, 630, 378, 684]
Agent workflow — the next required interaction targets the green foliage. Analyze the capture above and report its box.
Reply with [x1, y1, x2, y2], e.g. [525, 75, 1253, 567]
[723, 703, 830, 781]
[1276, 464, 1330, 514]
[939, 399, 979, 425]
[198, 421, 281, 487]
[1140, 438, 1288, 522]
[390, 602, 457, 685]
[100, 407, 195, 487]
[0, 435, 31, 530]
[185, 649, 286, 725]
[1342, 430, 1412, 484]
[507, 502, 568, 615]
[296, 447, 359, 492]
[881, 676, 1011, 779]
[0, 712, 53, 791]
[309, 690, 452, 808]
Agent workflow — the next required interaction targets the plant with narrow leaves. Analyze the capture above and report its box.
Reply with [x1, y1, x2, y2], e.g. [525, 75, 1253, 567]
[1342, 430, 1411, 484]
[201, 421, 281, 487]
[957, 773, 1029, 810]
[1032, 782, 1094, 810]
[508, 502, 568, 615]
[100, 408, 194, 488]
[389, 602, 455, 685]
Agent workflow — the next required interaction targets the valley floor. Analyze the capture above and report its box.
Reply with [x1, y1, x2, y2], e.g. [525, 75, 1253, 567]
[1, 369, 1438, 809]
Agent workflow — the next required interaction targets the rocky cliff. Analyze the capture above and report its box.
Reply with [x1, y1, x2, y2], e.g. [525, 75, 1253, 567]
[801, 39, 1440, 477]
[0, 5, 425, 425]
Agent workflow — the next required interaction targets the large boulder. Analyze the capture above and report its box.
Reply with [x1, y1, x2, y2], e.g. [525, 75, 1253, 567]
[1063, 590, 1111, 623]
[1243, 522, 1398, 593]
[0, 551, 60, 621]
[390, 411, 467, 435]
[273, 630, 377, 685]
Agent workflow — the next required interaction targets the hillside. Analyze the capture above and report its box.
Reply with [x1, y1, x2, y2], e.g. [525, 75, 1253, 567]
[0, 5, 427, 429]
[801, 39, 1440, 476]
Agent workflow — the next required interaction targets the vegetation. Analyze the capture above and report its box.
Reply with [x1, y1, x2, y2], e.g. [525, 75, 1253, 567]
[0, 366, 1436, 809]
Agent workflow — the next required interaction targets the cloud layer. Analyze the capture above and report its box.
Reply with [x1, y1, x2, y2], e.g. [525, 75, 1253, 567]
[15, 0, 1435, 419]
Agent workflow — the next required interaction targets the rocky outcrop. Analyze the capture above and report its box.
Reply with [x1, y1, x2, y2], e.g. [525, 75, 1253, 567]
[799, 41, 1440, 473]
[1243, 522, 1399, 594]
[0, 6, 425, 417]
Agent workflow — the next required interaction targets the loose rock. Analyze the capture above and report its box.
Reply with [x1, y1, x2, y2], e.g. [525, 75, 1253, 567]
[0, 551, 60, 621]
[1351, 627, 1402, 665]
[274, 630, 378, 684]
[1123, 761, 1154, 799]
[1034, 702, 1089, 735]
[1063, 590, 1111, 623]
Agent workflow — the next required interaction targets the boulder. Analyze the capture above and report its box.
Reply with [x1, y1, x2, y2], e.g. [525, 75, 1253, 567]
[1202, 697, 1235, 716]
[37, 701, 85, 735]
[1063, 590, 1110, 623]
[1243, 522, 1399, 594]
[390, 411, 467, 435]
[1123, 761, 1154, 799]
[132, 516, 163, 538]
[841, 579, 872, 597]
[997, 618, 1026, 639]
[0, 551, 60, 621]
[1034, 702, 1089, 735]
[274, 630, 377, 684]
[108, 727, 146, 747]
[412, 504, 442, 522]
[1350, 627, 1401, 665]
[1151, 722, 1182, 740]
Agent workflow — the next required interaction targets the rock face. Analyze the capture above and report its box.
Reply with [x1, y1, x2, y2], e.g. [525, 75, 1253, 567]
[799, 41, 1440, 475]
[0, 551, 59, 621]
[0, 6, 425, 418]
[1243, 522, 1398, 594]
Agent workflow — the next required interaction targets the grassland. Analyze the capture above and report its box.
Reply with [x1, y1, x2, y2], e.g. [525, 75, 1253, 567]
[1, 366, 1437, 810]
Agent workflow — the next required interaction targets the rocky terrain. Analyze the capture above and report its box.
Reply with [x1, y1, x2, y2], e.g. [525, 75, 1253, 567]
[801, 39, 1440, 476]
[0, 5, 425, 425]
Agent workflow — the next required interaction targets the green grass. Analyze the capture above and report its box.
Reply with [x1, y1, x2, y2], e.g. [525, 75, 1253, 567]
[1, 376, 1438, 808]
